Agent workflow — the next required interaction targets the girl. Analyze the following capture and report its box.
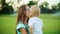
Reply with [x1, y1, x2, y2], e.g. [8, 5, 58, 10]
[16, 5, 30, 34]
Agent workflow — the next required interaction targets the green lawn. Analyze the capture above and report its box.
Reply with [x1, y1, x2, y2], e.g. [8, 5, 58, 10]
[0, 14, 60, 34]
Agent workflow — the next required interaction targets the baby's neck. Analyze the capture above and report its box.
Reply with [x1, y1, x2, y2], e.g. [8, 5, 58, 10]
[32, 15, 39, 17]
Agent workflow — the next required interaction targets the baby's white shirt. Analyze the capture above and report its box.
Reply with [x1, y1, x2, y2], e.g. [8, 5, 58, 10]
[28, 17, 44, 34]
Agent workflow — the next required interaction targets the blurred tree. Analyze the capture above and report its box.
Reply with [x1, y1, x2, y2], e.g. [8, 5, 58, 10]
[50, 4, 60, 13]
[0, 0, 14, 14]
[42, 2, 49, 8]
[27, 1, 37, 7]
[57, 2, 60, 9]
[39, 2, 49, 13]
[0, 0, 2, 11]
[39, 2, 60, 13]
[51, 4, 57, 10]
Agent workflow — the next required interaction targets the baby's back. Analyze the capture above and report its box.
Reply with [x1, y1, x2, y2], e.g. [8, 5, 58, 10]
[29, 17, 44, 34]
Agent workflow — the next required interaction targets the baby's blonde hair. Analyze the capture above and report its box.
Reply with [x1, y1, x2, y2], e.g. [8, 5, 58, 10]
[30, 5, 41, 16]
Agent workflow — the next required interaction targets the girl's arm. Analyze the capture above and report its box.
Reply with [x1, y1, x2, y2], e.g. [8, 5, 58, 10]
[20, 28, 27, 34]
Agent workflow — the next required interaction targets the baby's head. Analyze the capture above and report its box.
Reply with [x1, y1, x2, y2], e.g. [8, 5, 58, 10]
[30, 5, 41, 17]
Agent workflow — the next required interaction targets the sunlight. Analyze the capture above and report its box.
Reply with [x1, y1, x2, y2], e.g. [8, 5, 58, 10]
[5, 0, 60, 11]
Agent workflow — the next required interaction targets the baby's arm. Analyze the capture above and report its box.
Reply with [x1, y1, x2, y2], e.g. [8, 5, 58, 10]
[30, 26, 33, 34]
[28, 19, 34, 34]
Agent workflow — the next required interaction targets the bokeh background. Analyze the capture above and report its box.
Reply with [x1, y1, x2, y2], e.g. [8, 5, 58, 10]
[0, 0, 60, 34]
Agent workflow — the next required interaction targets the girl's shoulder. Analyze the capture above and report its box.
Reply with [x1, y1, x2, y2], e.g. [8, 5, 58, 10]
[17, 21, 26, 30]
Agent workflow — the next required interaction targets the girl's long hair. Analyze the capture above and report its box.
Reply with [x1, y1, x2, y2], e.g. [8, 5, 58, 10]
[16, 5, 27, 34]
[17, 5, 27, 24]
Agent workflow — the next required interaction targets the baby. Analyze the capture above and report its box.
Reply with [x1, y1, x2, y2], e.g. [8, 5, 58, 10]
[28, 5, 44, 34]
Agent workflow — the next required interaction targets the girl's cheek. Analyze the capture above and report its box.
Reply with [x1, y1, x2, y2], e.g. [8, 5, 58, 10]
[26, 11, 28, 16]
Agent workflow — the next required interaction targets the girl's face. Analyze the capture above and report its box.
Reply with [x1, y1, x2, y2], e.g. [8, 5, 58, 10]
[26, 6, 30, 18]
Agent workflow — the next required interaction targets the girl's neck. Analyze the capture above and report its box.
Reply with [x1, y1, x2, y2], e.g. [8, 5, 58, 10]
[24, 17, 28, 24]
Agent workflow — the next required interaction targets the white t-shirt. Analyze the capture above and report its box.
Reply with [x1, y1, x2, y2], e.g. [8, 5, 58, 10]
[28, 17, 44, 34]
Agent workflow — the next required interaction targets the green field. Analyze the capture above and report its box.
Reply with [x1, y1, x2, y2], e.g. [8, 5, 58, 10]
[0, 14, 60, 34]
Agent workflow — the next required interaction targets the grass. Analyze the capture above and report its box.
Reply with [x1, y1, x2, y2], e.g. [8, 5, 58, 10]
[0, 14, 60, 34]
[40, 14, 60, 34]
